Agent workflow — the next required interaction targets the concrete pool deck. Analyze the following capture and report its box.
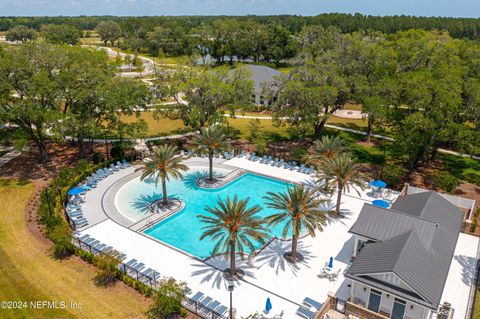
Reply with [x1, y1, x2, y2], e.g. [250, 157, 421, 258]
[76, 157, 479, 319]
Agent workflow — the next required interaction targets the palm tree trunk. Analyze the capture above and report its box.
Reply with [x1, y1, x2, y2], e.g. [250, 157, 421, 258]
[161, 178, 168, 205]
[229, 239, 236, 276]
[291, 233, 298, 260]
[336, 184, 343, 216]
[209, 153, 214, 181]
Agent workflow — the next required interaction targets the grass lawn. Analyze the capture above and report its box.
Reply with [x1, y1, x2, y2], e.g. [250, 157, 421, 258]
[120, 112, 191, 137]
[226, 117, 289, 140]
[326, 116, 368, 129]
[0, 179, 150, 318]
[79, 37, 103, 46]
[439, 153, 480, 185]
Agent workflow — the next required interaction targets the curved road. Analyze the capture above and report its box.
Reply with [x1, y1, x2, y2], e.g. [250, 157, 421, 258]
[82, 45, 156, 78]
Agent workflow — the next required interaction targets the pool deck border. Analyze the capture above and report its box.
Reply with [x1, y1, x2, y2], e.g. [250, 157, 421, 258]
[98, 158, 311, 261]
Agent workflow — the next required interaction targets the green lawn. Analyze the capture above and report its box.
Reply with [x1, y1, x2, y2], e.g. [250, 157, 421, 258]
[0, 179, 150, 318]
[226, 117, 289, 140]
[439, 153, 480, 185]
[120, 112, 191, 137]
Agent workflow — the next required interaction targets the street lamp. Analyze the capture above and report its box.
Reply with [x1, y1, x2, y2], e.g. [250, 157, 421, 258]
[104, 129, 110, 161]
[227, 278, 235, 319]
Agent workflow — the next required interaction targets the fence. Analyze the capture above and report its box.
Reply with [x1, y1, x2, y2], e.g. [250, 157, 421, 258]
[182, 297, 229, 319]
[71, 235, 159, 287]
[403, 184, 477, 221]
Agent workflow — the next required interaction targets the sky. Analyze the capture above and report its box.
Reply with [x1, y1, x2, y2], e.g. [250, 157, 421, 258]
[0, 0, 479, 18]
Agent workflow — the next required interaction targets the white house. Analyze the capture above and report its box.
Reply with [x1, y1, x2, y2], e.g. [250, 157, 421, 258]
[345, 191, 465, 319]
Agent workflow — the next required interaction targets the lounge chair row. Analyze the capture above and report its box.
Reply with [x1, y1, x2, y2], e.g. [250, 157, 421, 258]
[67, 203, 89, 229]
[67, 160, 132, 230]
[184, 291, 229, 318]
[72, 232, 123, 257]
[72, 232, 161, 287]
[296, 297, 324, 319]
[238, 151, 315, 175]
[122, 258, 161, 286]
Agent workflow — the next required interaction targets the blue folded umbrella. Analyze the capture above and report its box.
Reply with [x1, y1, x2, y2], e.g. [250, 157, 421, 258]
[265, 297, 272, 313]
[67, 188, 85, 196]
[328, 256, 333, 268]
[369, 180, 387, 188]
[372, 199, 390, 208]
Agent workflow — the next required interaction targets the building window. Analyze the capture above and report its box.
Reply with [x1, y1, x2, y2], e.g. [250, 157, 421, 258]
[368, 289, 382, 313]
[383, 273, 401, 286]
[391, 298, 406, 319]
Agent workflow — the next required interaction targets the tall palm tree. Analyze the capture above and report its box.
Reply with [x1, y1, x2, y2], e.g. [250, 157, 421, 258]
[191, 126, 230, 181]
[264, 185, 330, 262]
[304, 135, 348, 167]
[198, 195, 269, 277]
[304, 135, 348, 192]
[136, 145, 188, 206]
[318, 154, 365, 216]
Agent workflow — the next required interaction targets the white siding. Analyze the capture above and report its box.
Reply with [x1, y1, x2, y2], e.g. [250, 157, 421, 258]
[350, 281, 430, 319]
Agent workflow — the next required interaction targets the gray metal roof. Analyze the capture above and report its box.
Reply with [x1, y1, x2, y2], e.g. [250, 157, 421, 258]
[349, 204, 437, 248]
[241, 64, 281, 95]
[347, 191, 464, 309]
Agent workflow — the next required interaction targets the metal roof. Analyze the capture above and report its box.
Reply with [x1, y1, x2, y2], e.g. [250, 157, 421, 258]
[347, 191, 464, 309]
[241, 64, 281, 95]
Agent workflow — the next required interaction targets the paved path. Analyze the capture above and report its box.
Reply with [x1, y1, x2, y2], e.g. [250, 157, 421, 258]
[0, 146, 21, 167]
[82, 45, 156, 78]
[224, 114, 480, 160]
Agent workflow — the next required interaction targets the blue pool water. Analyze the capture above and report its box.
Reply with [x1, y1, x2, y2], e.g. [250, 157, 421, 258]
[115, 167, 294, 258]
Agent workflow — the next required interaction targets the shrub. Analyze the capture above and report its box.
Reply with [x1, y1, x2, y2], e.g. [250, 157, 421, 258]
[290, 147, 307, 162]
[433, 171, 459, 193]
[92, 152, 105, 164]
[94, 252, 121, 287]
[381, 164, 406, 190]
[470, 217, 478, 233]
[147, 278, 187, 319]
[247, 118, 263, 142]
[77, 249, 95, 264]
[49, 224, 75, 258]
[109, 144, 125, 160]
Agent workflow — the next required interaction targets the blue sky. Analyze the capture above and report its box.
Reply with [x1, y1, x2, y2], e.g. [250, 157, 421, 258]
[0, 0, 478, 18]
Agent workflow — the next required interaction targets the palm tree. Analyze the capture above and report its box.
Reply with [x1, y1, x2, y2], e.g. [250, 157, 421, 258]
[198, 195, 269, 277]
[318, 154, 365, 216]
[136, 145, 188, 206]
[264, 185, 330, 262]
[304, 135, 348, 167]
[304, 135, 348, 192]
[191, 126, 230, 182]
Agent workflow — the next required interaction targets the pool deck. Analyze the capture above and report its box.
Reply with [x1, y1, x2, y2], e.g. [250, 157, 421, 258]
[76, 157, 479, 319]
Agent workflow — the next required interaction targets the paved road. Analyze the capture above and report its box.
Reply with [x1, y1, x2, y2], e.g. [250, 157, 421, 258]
[82, 45, 156, 78]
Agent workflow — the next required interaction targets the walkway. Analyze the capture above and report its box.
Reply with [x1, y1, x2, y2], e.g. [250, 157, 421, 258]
[0, 146, 21, 167]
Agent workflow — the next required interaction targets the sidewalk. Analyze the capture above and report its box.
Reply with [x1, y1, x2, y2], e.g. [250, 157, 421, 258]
[0, 146, 21, 167]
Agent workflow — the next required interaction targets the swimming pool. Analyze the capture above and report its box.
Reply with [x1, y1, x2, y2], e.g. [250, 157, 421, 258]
[115, 167, 294, 258]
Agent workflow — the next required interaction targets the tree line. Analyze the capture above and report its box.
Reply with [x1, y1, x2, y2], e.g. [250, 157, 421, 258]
[2, 14, 480, 39]
[4, 13, 480, 63]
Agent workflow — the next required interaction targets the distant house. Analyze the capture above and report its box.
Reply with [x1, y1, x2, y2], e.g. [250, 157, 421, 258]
[237, 65, 281, 107]
[346, 191, 465, 319]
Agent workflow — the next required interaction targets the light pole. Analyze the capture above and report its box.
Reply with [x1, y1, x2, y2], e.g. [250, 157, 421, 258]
[227, 278, 235, 319]
[104, 130, 110, 161]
